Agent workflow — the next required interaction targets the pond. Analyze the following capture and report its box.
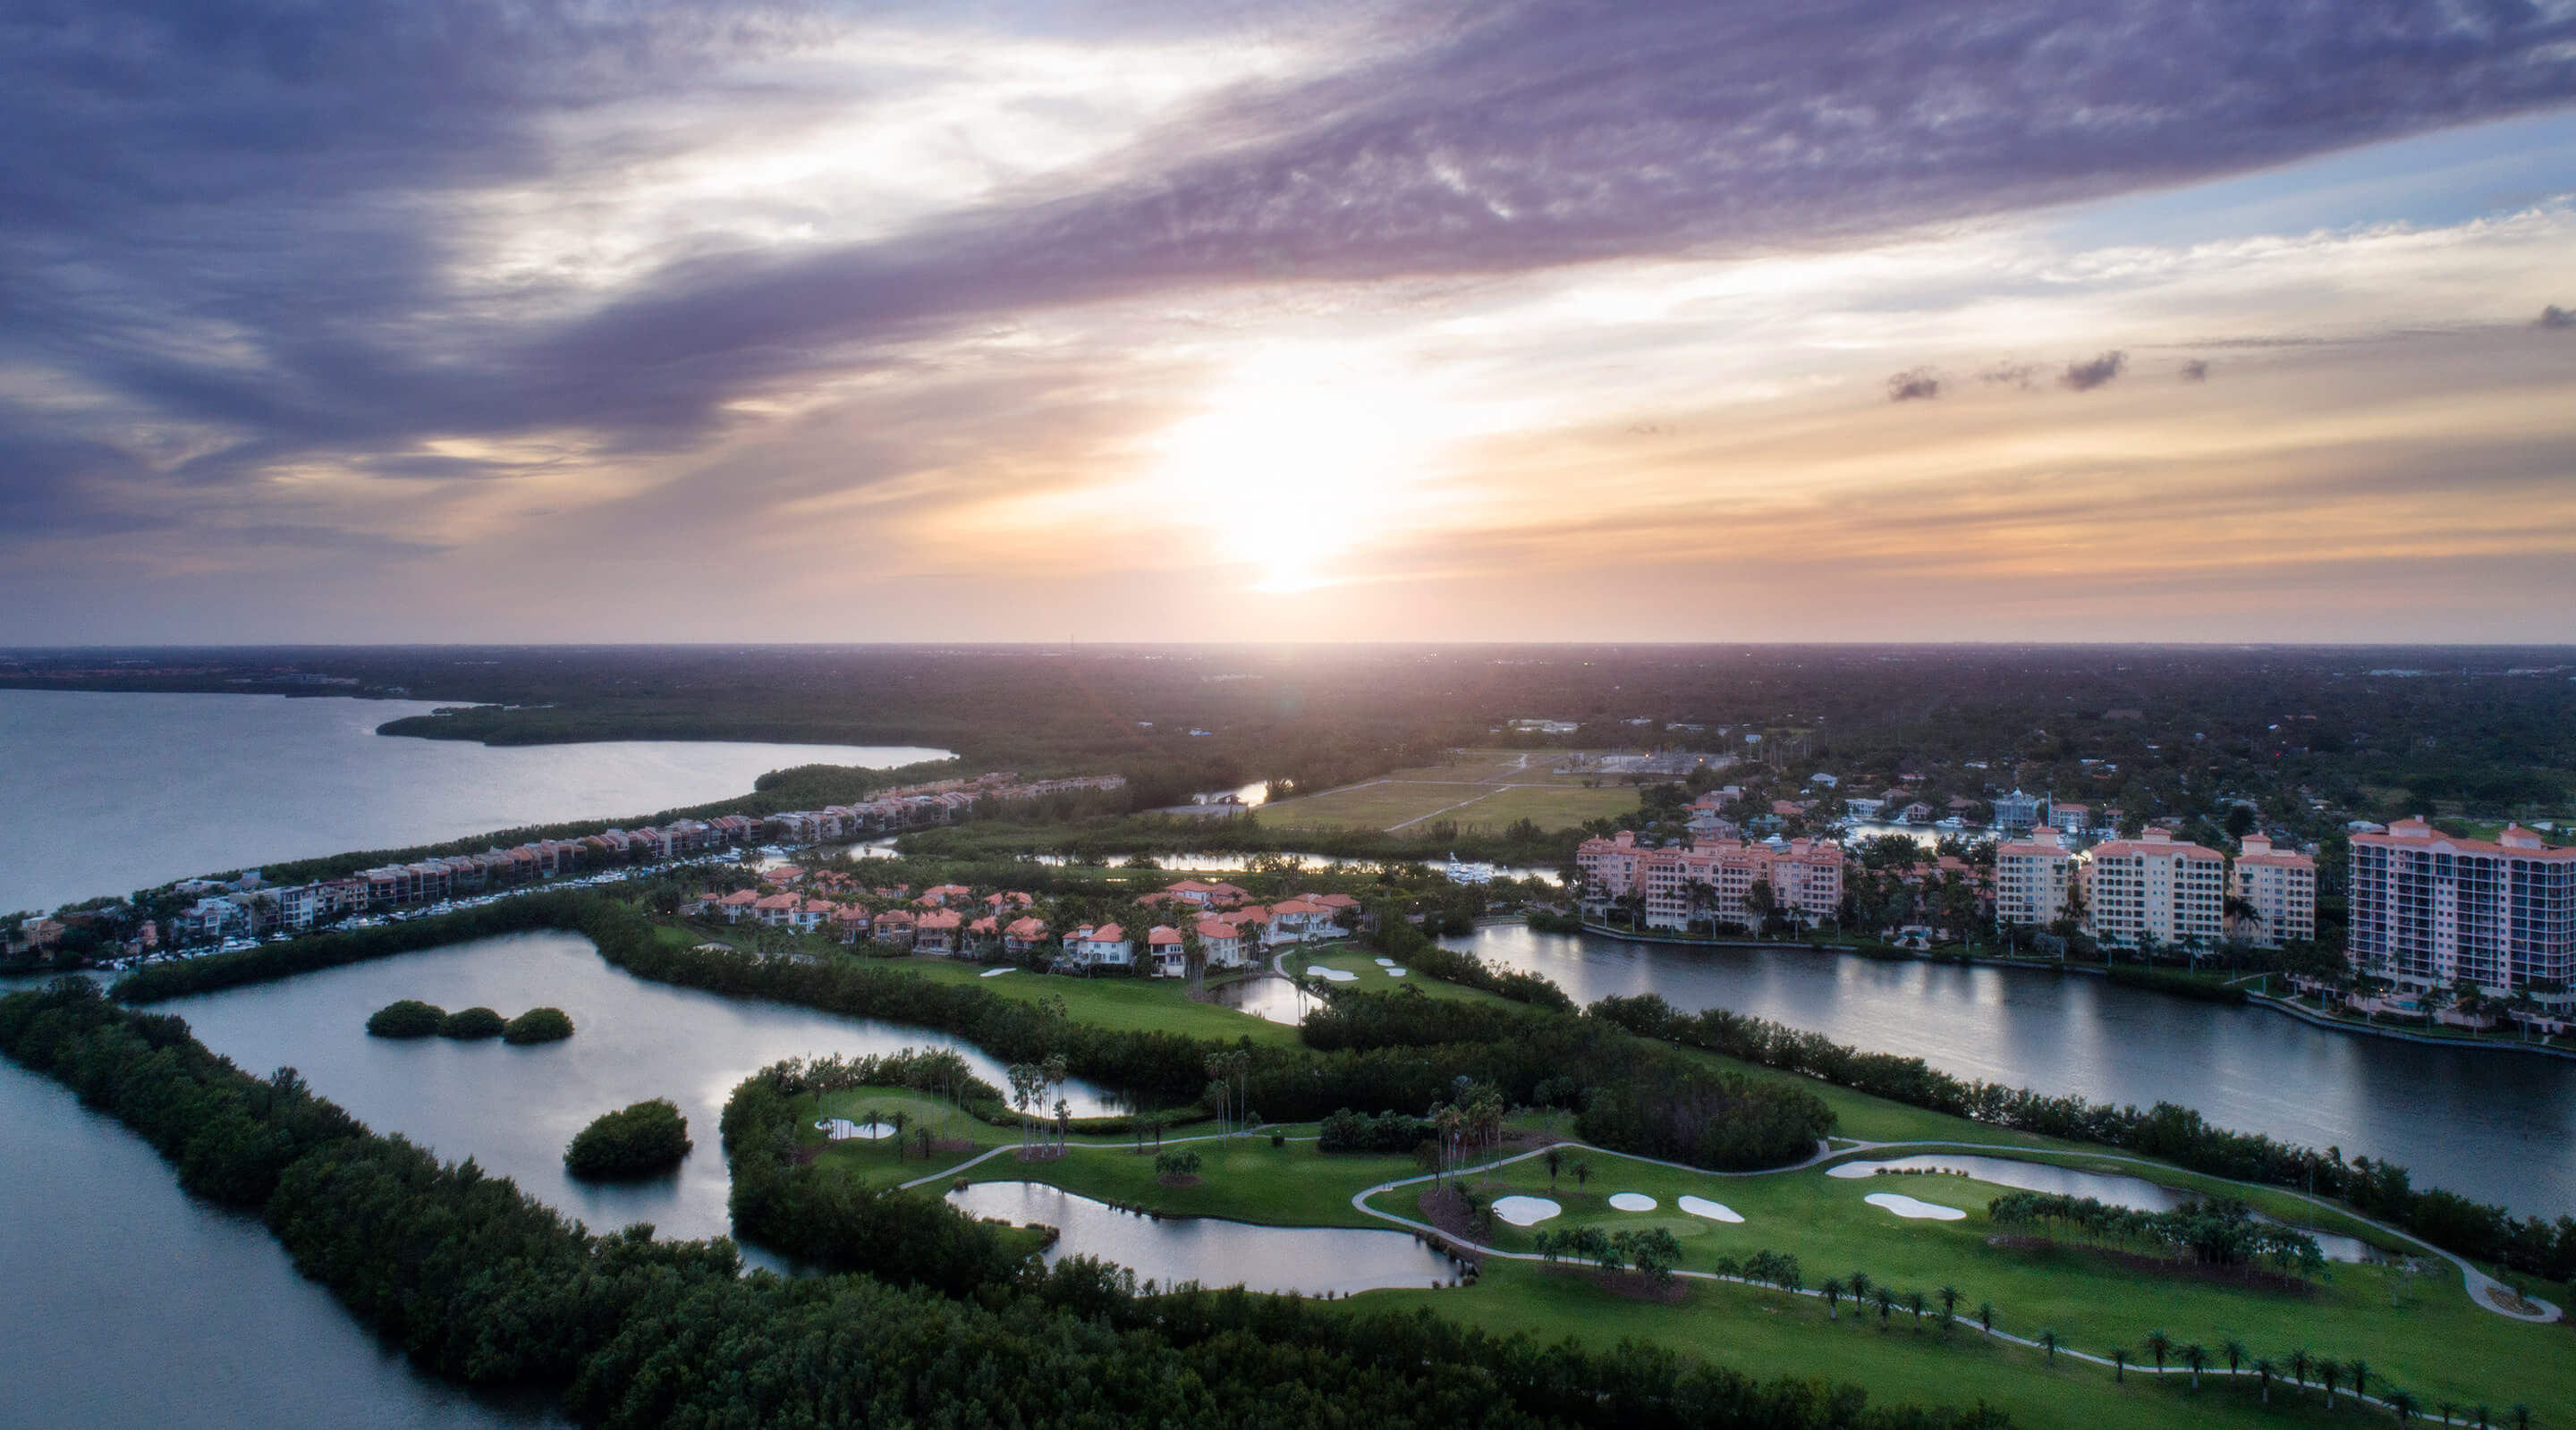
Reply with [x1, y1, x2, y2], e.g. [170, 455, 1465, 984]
[1830, 1153, 2377, 1261]
[152, 930, 1117, 1252]
[948, 1180, 1461, 1295]
[1212, 974, 1316, 1026]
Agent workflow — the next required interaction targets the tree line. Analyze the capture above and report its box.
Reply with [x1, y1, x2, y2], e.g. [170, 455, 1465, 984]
[0, 977, 2005, 1430]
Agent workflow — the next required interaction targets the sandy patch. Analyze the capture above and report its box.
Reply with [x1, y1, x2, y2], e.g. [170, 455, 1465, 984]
[1493, 1195, 1562, 1226]
[1608, 1192, 1657, 1212]
[1678, 1195, 1743, 1223]
[1866, 1191, 1965, 1221]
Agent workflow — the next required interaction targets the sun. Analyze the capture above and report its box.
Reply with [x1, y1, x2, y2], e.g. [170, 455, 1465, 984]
[1147, 346, 1446, 592]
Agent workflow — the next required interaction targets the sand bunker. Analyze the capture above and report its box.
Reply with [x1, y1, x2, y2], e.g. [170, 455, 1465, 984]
[1314, 967, 1360, 982]
[817, 1119, 896, 1141]
[1492, 1196, 1563, 1226]
[1607, 1192, 1657, 1212]
[1866, 1191, 1965, 1221]
[1373, 957, 1396, 967]
[1383, 967, 1408, 977]
[979, 967, 1014, 977]
[1677, 1195, 1744, 1223]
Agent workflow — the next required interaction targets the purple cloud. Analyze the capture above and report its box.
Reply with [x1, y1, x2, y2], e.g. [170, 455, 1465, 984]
[2060, 351, 2128, 391]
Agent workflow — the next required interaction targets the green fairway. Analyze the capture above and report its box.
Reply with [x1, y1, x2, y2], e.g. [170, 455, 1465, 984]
[1289, 949, 1521, 1004]
[957, 1129, 1420, 1228]
[851, 952, 1304, 1046]
[1364, 1147, 2566, 1419]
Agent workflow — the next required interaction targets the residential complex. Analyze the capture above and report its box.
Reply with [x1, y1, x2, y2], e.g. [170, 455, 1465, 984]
[2348, 818, 2576, 993]
[2076, 828, 2226, 950]
[1576, 830, 1844, 929]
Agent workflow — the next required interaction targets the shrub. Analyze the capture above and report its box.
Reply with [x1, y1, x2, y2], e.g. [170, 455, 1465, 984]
[503, 1006, 576, 1044]
[564, 1098, 691, 1178]
[1153, 1149, 1202, 1180]
[436, 1006, 506, 1039]
[365, 999, 445, 1038]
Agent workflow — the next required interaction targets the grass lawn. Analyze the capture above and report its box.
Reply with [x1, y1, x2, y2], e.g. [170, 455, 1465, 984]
[1377, 1261, 2415, 1430]
[1445, 784, 1640, 833]
[1262, 780, 1639, 833]
[845, 952, 1303, 1047]
[1289, 950, 1522, 1005]
[1369, 1149, 2568, 1418]
[803, 1086, 1008, 1186]
[957, 1131, 1420, 1229]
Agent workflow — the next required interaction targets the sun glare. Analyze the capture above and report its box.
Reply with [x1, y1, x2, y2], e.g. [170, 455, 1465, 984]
[1148, 347, 1447, 592]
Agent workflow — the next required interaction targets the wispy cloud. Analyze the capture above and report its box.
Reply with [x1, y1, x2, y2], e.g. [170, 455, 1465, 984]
[2060, 351, 2129, 391]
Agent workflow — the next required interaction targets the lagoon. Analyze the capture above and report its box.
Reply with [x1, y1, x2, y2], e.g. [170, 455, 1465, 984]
[0, 690, 948, 915]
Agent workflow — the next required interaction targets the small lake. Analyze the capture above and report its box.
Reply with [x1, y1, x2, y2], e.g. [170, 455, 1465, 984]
[1212, 975, 1317, 1025]
[1828, 1154, 2376, 1262]
[948, 1180, 1459, 1295]
[152, 931, 1115, 1250]
[0, 689, 949, 914]
[1455, 923, 2576, 1217]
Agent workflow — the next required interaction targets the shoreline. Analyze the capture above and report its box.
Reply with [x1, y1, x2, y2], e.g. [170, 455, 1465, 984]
[1547, 919, 2576, 1060]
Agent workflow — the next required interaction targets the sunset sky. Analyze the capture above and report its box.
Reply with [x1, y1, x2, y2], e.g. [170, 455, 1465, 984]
[5, 1, 2575, 644]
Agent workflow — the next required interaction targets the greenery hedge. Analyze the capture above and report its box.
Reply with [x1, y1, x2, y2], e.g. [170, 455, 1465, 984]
[4, 979, 1998, 1430]
[504, 1006, 576, 1044]
[365, 999, 445, 1037]
[565, 1099, 692, 1178]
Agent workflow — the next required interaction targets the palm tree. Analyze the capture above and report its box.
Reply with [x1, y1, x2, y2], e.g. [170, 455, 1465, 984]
[1819, 1277, 1846, 1321]
[2385, 1388, 2419, 1423]
[2111, 1347, 2131, 1383]
[2510, 1403, 2531, 1430]
[2439, 1400, 2459, 1428]
[1544, 1147, 1563, 1191]
[1849, 1270, 1872, 1304]
[2473, 1404, 2492, 1429]
[1936, 1284, 1961, 1333]
[2182, 1343, 2207, 1390]
[2038, 1328, 2059, 1363]
[2350, 1359, 2372, 1403]
[2223, 1338, 2248, 1379]
[1976, 1301, 1996, 1338]
[2144, 1329, 2173, 1375]
[2321, 1360, 2343, 1409]
[1572, 1159, 1591, 1192]
[2254, 1358, 2277, 1403]
[1874, 1287, 1895, 1326]
[1905, 1290, 1927, 1330]
[887, 1110, 909, 1160]
[2289, 1348, 2312, 1394]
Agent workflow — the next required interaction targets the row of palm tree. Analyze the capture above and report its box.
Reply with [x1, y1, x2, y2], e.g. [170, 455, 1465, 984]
[2062, 1329, 2533, 1427]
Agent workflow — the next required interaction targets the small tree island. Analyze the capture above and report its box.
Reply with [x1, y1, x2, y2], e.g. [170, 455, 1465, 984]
[503, 1007, 575, 1044]
[436, 1006, 506, 1039]
[364, 1000, 445, 1038]
[565, 1098, 691, 1178]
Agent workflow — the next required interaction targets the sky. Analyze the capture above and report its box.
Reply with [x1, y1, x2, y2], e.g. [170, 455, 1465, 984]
[4, 0, 2576, 645]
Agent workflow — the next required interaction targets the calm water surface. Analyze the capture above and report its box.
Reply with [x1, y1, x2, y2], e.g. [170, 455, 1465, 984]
[948, 1180, 1458, 1294]
[157, 931, 1115, 1248]
[0, 689, 949, 913]
[1456, 925, 2576, 1216]
[0, 1060, 555, 1428]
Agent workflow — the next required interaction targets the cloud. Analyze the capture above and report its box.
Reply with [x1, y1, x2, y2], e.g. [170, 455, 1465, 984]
[2179, 359, 2211, 381]
[2542, 305, 2576, 329]
[1980, 362, 2040, 390]
[1886, 368, 1944, 402]
[2060, 351, 2129, 391]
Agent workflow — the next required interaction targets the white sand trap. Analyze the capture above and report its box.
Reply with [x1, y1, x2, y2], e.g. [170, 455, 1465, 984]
[1383, 967, 1408, 977]
[1826, 1162, 1884, 1178]
[1493, 1195, 1562, 1226]
[1315, 967, 1360, 982]
[1608, 1192, 1657, 1212]
[1678, 1195, 1744, 1223]
[979, 967, 1014, 977]
[817, 1118, 896, 1141]
[1866, 1191, 1965, 1221]
[1374, 957, 1396, 966]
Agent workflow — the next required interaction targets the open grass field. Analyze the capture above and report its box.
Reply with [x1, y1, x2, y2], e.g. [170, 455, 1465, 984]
[1262, 778, 1637, 833]
[848, 952, 1306, 1047]
[959, 1130, 1419, 1228]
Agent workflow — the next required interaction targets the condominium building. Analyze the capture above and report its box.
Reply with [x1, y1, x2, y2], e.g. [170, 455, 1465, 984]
[2348, 818, 2576, 993]
[2078, 828, 2225, 950]
[1993, 827, 2074, 929]
[2228, 835, 2317, 949]
[1576, 830, 1844, 928]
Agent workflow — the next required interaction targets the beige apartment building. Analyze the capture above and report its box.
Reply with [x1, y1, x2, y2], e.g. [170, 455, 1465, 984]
[1993, 826, 2074, 929]
[2227, 834, 2317, 949]
[2078, 828, 2225, 950]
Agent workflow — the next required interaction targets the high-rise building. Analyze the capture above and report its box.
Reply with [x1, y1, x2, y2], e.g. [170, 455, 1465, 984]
[1994, 826, 2074, 928]
[2227, 834, 2316, 949]
[2348, 818, 2576, 993]
[2078, 827, 2225, 950]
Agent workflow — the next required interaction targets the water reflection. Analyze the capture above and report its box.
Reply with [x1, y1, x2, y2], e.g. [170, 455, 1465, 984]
[159, 931, 1115, 1249]
[1454, 924, 2576, 1217]
[949, 1180, 1458, 1295]
[1212, 975, 1315, 1026]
